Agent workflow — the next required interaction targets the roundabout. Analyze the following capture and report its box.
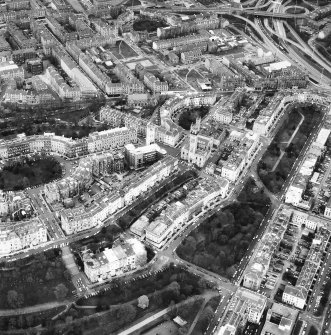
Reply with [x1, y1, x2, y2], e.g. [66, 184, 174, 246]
[284, 5, 309, 14]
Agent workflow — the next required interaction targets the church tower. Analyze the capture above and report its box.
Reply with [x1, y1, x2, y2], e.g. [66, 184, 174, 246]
[188, 117, 201, 159]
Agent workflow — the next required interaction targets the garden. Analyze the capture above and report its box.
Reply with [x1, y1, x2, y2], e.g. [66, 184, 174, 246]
[177, 178, 270, 278]
[258, 104, 323, 194]
[178, 106, 210, 130]
[0, 249, 74, 310]
[133, 17, 167, 32]
[0, 155, 62, 191]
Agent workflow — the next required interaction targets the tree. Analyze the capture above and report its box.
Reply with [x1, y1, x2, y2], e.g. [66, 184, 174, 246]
[116, 304, 136, 324]
[45, 268, 55, 281]
[22, 176, 30, 188]
[54, 283, 68, 301]
[7, 290, 24, 309]
[137, 295, 149, 309]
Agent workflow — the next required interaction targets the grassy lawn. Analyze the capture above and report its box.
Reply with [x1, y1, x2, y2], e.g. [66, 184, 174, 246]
[286, 7, 306, 14]
[0, 155, 62, 191]
[177, 178, 270, 278]
[258, 104, 323, 194]
[0, 249, 74, 309]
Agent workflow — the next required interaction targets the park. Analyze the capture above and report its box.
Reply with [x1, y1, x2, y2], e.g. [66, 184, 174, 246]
[0, 155, 62, 191]
[258, 104, 323, 194]
[177, 178, 271, 278]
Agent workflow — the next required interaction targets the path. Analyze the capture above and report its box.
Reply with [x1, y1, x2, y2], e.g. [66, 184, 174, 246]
[117, 305, 174, 335]
[271, 112, 304, 172]
[117, 294, 213, 335]
[187, 292, 218, 335]
[0, 301, 69, 317]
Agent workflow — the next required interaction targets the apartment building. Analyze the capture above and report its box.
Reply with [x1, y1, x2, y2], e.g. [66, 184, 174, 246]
[218, 130, 260, 182]
[125, 143, 166, 170]
[152, 32, 210, 50]
[114, 63, 144, 93]
[285, 127, 330, 209]
[60, 193, 124, 234]
[260, 303, 298, 335]
[60, 156, 178, 234]
[3, 87, 54, 105]
[45, 66, 81, 100]
[147, 94, 216, 148]
[91, 18, 118, 37]
[0, 126, 136, 160]
[218, 288, 266, 335]
[143, 72, 168, 93]
[0, 36, 11, 52]
[5, 0, 30, 10]
[51, 45, 98, 97]
[243, 209, 290, 291]
[99, 106, 148, 137]
[78, 52, 112, 93]
[0, 61, 24, 81]
[0, 218, 47, 256]
[212, 89, 244, 124]
[181, 49, 202, 64]
[282, 227, 331, 309]
[7, 22, 37, 49]
[253, 92, 328, 136]
[204, 58, 245, 91]
[83, 238, 147, 283]
[46, 16, 78, 43]
[87, 127, 137, 153]
[144, 175, 229, 248]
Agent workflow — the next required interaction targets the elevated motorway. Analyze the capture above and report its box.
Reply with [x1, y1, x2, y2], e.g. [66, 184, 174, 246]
[267, 3, 331, 85]
[155, 6, 306, 19]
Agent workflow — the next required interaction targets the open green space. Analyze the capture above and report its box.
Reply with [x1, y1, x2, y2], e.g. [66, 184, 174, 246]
[0, 249, 74, 309]
[45, 265, 215, 334]
[0, 306, 65, 331]
[258, 104, 323, 194]
[192, 296, 221, 335]
[0, 155, 62, 191]
[286, 7, 305, 14]
[178, 106, 209, 130]
[133, 18, 167, 32]
[177, 178, 270, 278]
